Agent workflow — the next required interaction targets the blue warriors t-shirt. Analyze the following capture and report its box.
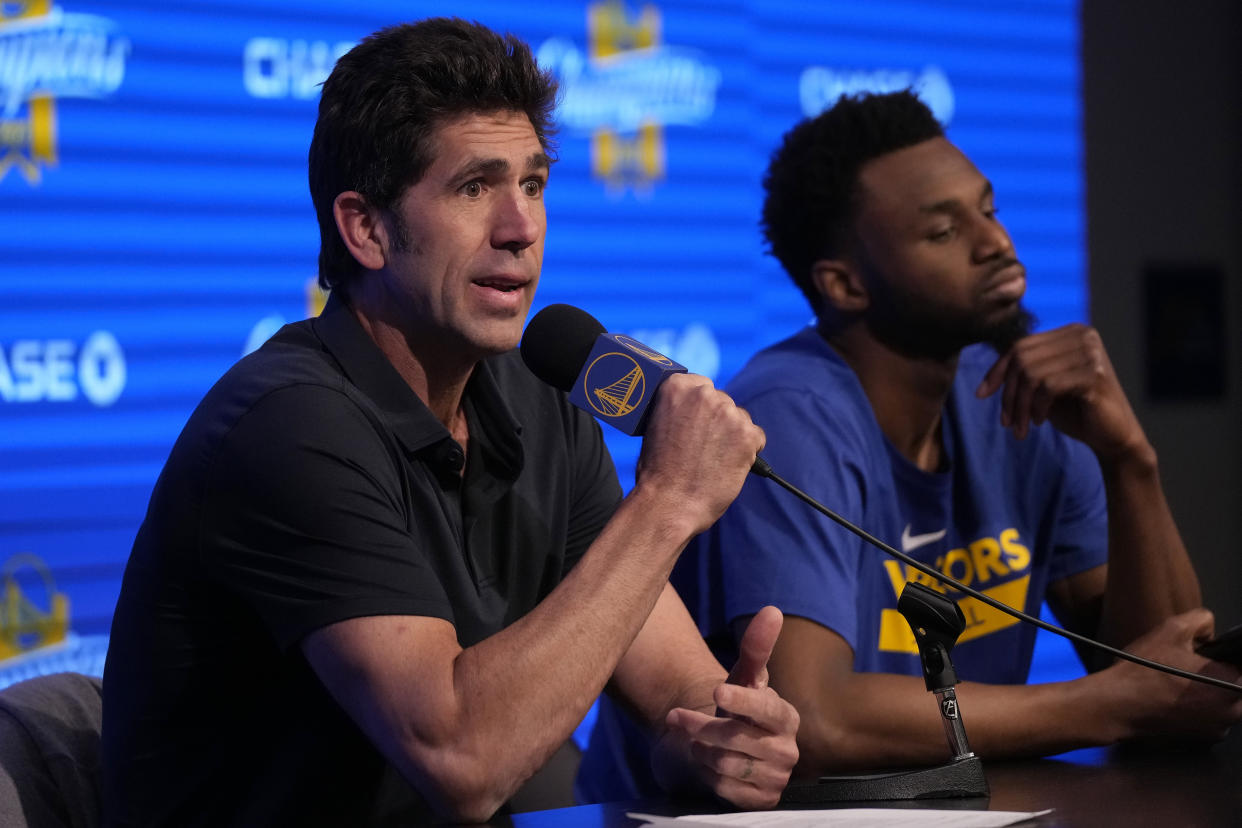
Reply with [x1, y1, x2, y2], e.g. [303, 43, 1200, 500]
[576, 327, 1108, 803]
[681, 326, 1108, 679]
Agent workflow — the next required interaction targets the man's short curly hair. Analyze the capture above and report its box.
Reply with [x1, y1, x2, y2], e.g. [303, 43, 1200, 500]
[760, 90, 943, 315]
[308, 18, 559, 292]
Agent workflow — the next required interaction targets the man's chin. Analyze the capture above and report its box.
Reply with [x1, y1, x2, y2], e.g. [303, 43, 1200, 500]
[474, 324, 526, 356]
[980, 305, 1037, 354]
[865, 303, 1037, 360]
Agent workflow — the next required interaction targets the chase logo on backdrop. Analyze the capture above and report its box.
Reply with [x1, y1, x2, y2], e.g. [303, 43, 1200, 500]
[0, 330, 127, 406]
[582, 351, 646, 418]
[243, 36, 353, 100]
[799, 64, 955, 124]
[0, 1, 130, 184]
[243, 277, 329, 356]
[537, 0, 721, 194]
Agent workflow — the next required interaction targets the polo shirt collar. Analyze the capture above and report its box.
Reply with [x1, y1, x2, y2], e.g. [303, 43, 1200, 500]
[312, 292, 447, 457]
[311, 292, 524, 480]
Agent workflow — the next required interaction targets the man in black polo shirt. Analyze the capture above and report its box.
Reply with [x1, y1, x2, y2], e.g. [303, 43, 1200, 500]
[101, 17, 799, 826]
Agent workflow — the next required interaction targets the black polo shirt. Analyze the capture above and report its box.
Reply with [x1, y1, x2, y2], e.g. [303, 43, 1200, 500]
[102, 295, 622, 826]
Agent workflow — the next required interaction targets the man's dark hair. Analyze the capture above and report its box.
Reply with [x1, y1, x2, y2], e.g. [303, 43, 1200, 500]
[308, 18, 559, 292]
[761, 90, 943, 315]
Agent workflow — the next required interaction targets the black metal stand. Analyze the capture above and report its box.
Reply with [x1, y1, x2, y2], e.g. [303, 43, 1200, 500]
[781, 582, 990, 804]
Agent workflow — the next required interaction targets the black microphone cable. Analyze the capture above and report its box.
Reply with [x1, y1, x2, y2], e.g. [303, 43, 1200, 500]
[750, 456, 1242, 695]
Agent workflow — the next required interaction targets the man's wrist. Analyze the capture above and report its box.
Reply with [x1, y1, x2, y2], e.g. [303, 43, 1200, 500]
[1097, 434, 1158, 477]
[624, 479, 710, 545]
[1075, 666, 1138, 744]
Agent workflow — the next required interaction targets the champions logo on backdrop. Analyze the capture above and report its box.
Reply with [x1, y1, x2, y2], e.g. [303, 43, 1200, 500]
[799, 64, 955, 124]
[0, 552, 108, 690]
[878, 528, 1031, 653]
[0, 554, 68, 661]
[537, 0, 720, 194]
[0, 1, 130, 184]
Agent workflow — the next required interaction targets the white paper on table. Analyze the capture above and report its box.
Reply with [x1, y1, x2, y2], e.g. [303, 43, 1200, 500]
[627, 808, 1053, 827]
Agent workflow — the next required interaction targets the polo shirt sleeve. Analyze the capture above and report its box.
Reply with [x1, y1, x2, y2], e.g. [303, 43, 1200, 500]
[199, 383, 451, 651]
[1047, 435, 1109, 582]
[706, 386, 871, 649]
[560, 407, 623, 576]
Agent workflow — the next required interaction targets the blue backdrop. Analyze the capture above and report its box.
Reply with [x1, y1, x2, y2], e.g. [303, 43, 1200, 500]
[0, 0, 1083, 705]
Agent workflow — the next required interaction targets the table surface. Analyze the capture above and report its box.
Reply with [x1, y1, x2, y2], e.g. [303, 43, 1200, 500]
[494, 731, 1242, 828]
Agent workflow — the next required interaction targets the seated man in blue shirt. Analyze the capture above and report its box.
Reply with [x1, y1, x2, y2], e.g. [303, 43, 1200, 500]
[580, 90, 1241, 799]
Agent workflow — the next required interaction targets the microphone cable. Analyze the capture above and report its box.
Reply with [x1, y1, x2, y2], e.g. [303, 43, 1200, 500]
[750, 457, 1242, 695]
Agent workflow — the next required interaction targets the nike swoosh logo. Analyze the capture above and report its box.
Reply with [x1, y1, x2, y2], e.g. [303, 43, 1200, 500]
[901, 524, 947, 552]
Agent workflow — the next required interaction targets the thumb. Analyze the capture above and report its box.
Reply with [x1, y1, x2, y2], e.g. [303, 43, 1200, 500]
[728, 605, 784, 689]
[1179, 606, 1217, 645]
[976, 350, 1012, 398]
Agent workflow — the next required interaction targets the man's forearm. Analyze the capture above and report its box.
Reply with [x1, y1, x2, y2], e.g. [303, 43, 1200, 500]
[794, 671, 1124, 773]
[440, 486, 702, 802]
[1099, 442, 1201, 647]
[307, 485, 705, 821]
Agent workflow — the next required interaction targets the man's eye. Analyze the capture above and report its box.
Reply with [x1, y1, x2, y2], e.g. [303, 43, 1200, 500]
[928, 227, 954, 242]
[522, 179, 543, 197]
[462, 181, 483, 197]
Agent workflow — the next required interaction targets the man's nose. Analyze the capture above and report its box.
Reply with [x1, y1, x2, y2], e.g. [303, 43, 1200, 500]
[972, 214, 1014, 263]
[492, 188, 542, 252]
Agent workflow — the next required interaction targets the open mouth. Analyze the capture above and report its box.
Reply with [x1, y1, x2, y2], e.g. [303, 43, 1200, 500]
[474, 278, 524, 293]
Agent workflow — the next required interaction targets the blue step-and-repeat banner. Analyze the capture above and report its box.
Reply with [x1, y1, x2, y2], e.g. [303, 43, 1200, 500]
[1, 1, 1082, 692]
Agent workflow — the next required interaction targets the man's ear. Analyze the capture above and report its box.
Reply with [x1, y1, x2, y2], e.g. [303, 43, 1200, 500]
[333, 191, 388, 271]
[811, 258, 869, 314]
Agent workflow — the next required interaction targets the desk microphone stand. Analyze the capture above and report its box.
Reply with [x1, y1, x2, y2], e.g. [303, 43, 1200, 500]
[782, 582, 989, 804]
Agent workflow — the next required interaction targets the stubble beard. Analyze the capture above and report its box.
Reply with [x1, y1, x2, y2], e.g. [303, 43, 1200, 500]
[865, 281, 1036, 361]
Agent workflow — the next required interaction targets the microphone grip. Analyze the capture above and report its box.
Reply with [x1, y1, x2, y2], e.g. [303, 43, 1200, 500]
[751, 455, 774, 478]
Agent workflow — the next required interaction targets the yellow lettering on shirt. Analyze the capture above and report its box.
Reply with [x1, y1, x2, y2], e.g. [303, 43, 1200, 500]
[878, 575, 1029, 653]
[882, 559, 907, 597]
[968, 536, 1009, 580]
[942, 547, 974, 585]
[875, 528, 1032, 653]
[1000, 527, 1031, 571]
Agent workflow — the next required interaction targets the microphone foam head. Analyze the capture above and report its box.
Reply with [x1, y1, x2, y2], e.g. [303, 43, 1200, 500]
[520, 303, 606, 392]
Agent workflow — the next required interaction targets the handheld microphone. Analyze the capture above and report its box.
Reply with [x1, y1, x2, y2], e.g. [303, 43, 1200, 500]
[521, 304, 776, 478]
[520, 303, 689, 437]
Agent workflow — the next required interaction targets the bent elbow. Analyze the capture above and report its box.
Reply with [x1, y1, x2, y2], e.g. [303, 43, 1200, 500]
[417, 764, 511, 823]
[436, 791, 508, 825]
[400, 739, 521, 823]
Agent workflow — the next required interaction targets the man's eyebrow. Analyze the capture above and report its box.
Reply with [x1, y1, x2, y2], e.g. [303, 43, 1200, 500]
[527, 152, 552, 172]
[450, 152, 552, 185]
[450, 157, 509, 185]
[918, 180, 993, 215]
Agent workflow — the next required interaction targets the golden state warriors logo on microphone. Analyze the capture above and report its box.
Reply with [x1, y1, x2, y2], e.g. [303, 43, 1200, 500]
[569, 330, 687, 435]
[615, 335, 675, 366]
[582, 352, 646, 418]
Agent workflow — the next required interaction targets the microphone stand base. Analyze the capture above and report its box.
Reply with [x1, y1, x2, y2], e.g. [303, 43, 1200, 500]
[780, 754, 989, 804]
